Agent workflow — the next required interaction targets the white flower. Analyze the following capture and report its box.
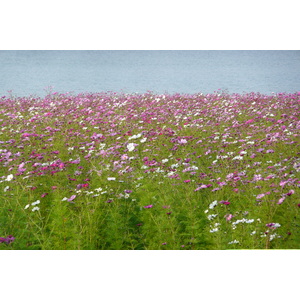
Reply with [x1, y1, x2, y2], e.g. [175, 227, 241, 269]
[245, 219, 254, 224]
[107, 177, 116, 181]
[24, 204, 30, 209]
[232, 155, 243, 160]
[209, 200, 218, 210]
[6, 174, 13, 181]
[207, 214, 218, 220]
[128, 133, 142, 140]
[140, 138, 147, 143]
[31, 200, 40, 206]
[32, 206, 40, 212]
[210, 228, 219, 233]
[4, 186, 9, 192]
[228, 240, 239, 244]
[61, 197, 68, 201]
[127, 143, 136, 152]
[162, 159, 169, 164]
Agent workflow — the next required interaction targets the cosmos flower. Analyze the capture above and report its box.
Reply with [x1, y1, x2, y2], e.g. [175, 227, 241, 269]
[67, 195, 76, 202]
[0, 235, 15, 244]
[127, 143, 136, 152]
[6, 174, 13, 181]
[144, 205, 153, 209]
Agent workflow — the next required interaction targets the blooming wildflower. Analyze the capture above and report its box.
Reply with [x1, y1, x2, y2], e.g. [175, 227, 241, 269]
[6, 174, 13, 181]
[127, 143, 136, 152]
[178, 139, 187, 144]
[107, 177, 116, 181]
[144, 205, 153, 209]
[128, 133, 142, 140]
[269, 233, 279, 241]
[219, 200, 230, 205]
[286, 190, 295, 196]
[140, 137, 147, 143]
[4, 186, 9, 192]
[209, 227, 219, 233]
[67, 195, 76, 202]
[194, 184, 208, 191]
[32, 206, 40, 212]
[232, 155, 243, 160]
[209, 200, 218, 209]
[31, 200, 40, 206]
[279, 180, 288, 187]
[225, 214, 233, 221]
[277, 196, 286, 205]
[266, 223, 281, 229]
[207, 214, 218, 220]
[228, 240, 239, 244]
[24, 204, 30, 209]
[0, 235, 15, 244]
[162, 159, 169, 163]
[256, 193, 265, 199]
[162, 242, 167, 245]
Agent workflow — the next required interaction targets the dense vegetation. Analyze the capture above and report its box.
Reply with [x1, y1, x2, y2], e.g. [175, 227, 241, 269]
[1, 91, 299, 249]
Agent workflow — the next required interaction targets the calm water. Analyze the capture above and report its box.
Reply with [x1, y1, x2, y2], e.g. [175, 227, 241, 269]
[0, 50, 299, 97]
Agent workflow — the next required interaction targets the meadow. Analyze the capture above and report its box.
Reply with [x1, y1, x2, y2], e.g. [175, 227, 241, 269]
[0, 91, 299, 249]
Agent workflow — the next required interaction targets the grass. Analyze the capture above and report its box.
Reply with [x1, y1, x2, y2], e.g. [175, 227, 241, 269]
[0, 91, 299, 249]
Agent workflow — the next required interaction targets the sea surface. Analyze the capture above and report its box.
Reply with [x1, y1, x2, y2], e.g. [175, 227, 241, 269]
[0, 50, 299, 97]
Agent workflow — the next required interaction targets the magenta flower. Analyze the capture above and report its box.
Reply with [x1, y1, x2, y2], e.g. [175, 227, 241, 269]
[0, 235, 15, 244]
[245, 119, 254, 124]
[219, 201, 231, 205]
[144, 205, 153, 209]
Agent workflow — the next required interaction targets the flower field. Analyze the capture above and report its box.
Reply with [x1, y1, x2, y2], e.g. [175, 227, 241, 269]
[0, 91, 299, 249]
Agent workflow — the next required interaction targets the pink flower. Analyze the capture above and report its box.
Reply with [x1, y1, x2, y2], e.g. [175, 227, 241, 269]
[279, 180, 288, 187]
[277, 197, 286, 205]
[225, 214, 233, 221]
[144, 205, 153, 209]
[256, 193, 265, 199]
[245, 119, 254, 124]
[67, 195, 76, 202]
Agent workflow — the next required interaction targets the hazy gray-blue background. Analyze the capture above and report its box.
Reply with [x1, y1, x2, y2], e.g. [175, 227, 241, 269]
[0, 50, 299, 96]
